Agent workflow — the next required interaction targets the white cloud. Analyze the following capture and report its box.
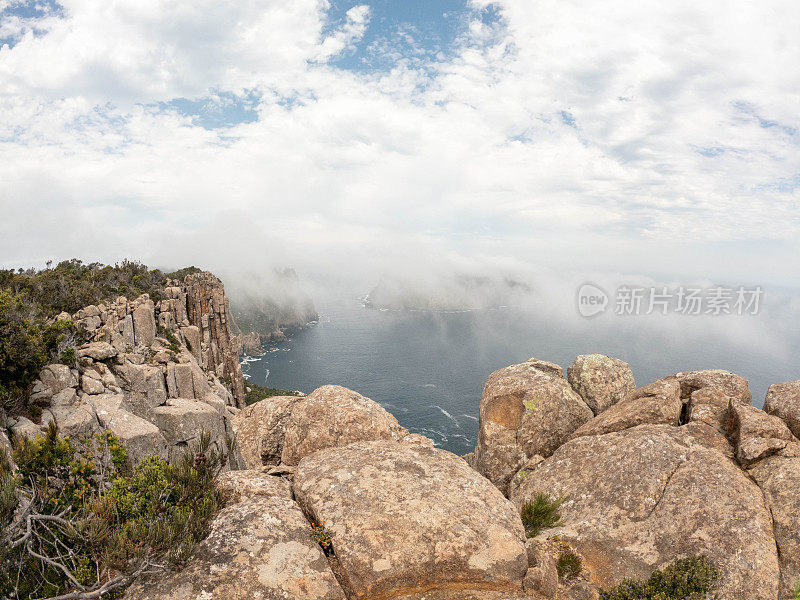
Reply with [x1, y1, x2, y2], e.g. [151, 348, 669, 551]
[0, 0, 798, 289]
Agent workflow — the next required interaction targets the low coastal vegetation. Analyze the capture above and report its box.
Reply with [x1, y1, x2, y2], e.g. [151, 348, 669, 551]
[244, 382, 303, 406]
[556, 547, 583, 581]
[520, 491, 564, 538]
[598, 556, 719, 600]
[0, 425, 223, 600]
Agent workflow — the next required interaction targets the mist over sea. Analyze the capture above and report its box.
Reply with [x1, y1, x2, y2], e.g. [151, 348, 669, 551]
[241, 293, 800, 456]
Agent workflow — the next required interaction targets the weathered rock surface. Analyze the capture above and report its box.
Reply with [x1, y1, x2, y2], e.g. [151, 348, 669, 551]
[680, 370, 752, 433]
[124, 496, 345, 600]
[233, 395, 304, 469]
[112, 362, 167, 420]
[152, 398, 226, 455]
[294, 440, 528, 599]
[39, 364, 77, 394]
[474, 360, 593, 493]
[509, 424, 779, 600]
[77, 341, 117, 361]
[522, 540, 558, 598]
[46, 404, 98, 438]
[728, 402, 797, 465]
[217, 469, 293, 504]
[567, 354, 635, 415]
[281, 385, 408, 466]
[89, 395, 167, 466]
[185, 272, 246, 408]
[750, 456, 800, 600]
[764, 380, 800, 438]
[570, 376, 683, 439]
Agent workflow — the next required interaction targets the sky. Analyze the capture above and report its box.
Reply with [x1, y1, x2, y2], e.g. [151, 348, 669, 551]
[1, 0, 799, 291]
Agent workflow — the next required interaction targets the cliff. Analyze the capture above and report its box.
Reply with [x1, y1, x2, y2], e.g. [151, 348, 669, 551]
[228, 267, 318, 353]
[3, 271, 246, 468]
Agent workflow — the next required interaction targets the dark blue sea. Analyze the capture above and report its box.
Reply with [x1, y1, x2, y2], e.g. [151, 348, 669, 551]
[240, 294, 799, 456]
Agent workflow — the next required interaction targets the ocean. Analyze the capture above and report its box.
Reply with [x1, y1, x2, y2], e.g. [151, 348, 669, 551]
[240, 293, 799, 456]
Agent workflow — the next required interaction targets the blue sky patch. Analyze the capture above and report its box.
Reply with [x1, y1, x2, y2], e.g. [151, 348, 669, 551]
[324, 0, 501, 71]
[158, 90, 261, 130]
[0, 0, 64, 48]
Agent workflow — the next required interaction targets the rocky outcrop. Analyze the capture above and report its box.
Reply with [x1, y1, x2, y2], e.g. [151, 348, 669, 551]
[727, 401, 798, 466]
[216, 468, 293, 504]
[764, 380, 800, 438]
[124, 495, 346, 600]
[570, 376, 683, 438]
[281, 385, 409, 466]
[509, 424, 780, 600]
[567, 354, 635, 415]
[750, 456, 800, 599]
[294, 440, 528, 599]
[6, 272, 244, 469]
[474, 359, 593, 492]
[231, 330, 264, 356]
[89, 394, 168, 466]
[185, 272, 246, 408]
[232, 394, 305, 469]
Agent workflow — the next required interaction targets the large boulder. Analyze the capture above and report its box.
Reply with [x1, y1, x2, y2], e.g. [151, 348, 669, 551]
[679, 370, 752, 433]
[216, 469, 293, 504]
[750, 456, 800, 599]
[44, 404, 99, 438]
[9, 416, 42, 443]
[294, 441, 528, 599]
[509, 424, 779, 600]
[727, 402, 797, 466]
[474, 360, 593, 493]
[152, 398, 226, 454]
[113, 362, 167, 420]
[764, 380, 800, 438]
[39, 364, 77, 394]
[131, 299, 156, 347]
[77, 341, 117, 361]
[567, 354, 635, 415]
[232, 395, 304, 469]
[89, 395, 167, 466]
[570, 376, 683, 439]
[124, 496, 345, 600]
[280, 385, 408, 466]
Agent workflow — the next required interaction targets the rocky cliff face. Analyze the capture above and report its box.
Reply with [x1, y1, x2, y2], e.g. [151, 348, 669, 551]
[4, 272, 245, 468]
[184, 272, 246, 407]
[8, 341, 800, 600]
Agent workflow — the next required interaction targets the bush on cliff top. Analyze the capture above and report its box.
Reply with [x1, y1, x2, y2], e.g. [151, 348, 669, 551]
[0, 424, 224, 600]
[599, 556, 719, 600]
[245, 382, 303, 406]
[0, 290, 79, 413]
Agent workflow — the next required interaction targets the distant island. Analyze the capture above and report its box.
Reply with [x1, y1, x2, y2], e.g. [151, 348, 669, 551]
[364, 273, 532, 311]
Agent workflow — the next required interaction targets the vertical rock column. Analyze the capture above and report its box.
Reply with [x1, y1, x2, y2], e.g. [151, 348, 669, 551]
[184, 272, 246, 408]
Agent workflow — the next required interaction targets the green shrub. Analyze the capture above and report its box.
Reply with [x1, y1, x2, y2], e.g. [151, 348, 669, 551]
[599, 556, 719, 600]
[557, 549, 582, 581]
[157, 325, 182, 354]
[245, 382, 303, 406]
[310, 521, 333, 554]
[794, 581, 800, 600]
[521, 492, 564, 538]
[0, 425, 223, 600]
